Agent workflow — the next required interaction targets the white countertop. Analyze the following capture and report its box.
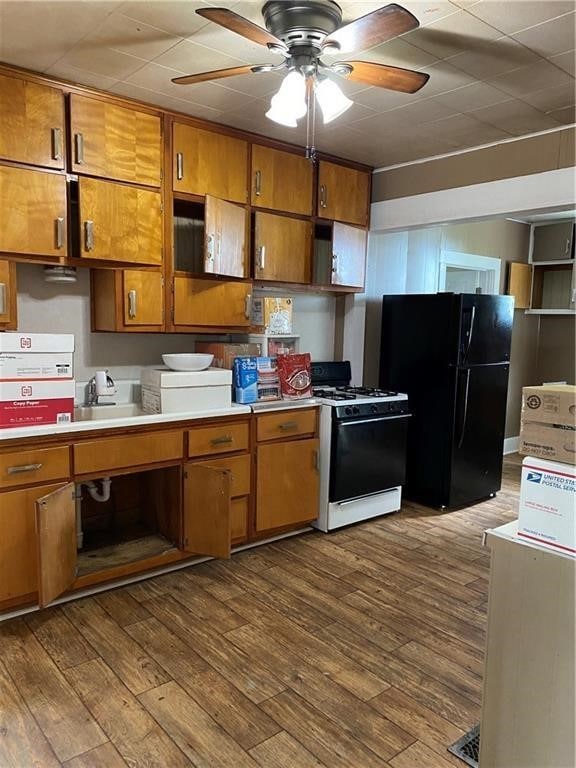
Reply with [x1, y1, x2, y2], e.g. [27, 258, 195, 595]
[250, 398, 321, 412]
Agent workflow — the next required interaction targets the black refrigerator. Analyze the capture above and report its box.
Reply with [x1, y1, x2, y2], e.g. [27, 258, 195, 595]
[379, 293, 514, 509]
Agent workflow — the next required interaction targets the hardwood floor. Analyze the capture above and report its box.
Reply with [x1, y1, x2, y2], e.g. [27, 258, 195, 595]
[0, 455, 522, 767]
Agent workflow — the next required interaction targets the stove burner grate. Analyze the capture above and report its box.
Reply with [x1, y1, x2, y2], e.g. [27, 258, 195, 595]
[336, 386, 398, 398]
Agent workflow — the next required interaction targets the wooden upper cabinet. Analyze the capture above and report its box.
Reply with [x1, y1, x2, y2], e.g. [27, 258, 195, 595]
[173, 277, 252, 329]
[0, 166, 67, 258]
[317, 161, 370, 226]
[78, 177, 162, 265]
[205, 195, 246, 278]
[0, 260, 17, 329]
[92, 269, 164, 331]
[0, 74, 65, 169]
[70, 94, 162, 186]
[173, 123, 248, 203]
[254, 212, 312, 284]
[251, 145, 313, 216]
[331, 222, 367, 288]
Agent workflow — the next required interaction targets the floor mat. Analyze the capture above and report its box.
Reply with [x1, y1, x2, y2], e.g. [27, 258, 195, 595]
[448, 724, 480, 768]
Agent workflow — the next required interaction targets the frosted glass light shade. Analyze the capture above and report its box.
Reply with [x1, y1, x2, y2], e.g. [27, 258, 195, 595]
[266, 70, 307, 126]
[315, 77, 353, 124]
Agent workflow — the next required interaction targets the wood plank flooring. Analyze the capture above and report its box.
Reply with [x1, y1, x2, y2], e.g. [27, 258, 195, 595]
[0, 455, 522, 767]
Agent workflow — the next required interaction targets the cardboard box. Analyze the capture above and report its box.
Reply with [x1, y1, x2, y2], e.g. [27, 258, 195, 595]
[0, 379, 75, 428]
[0, 333, 75, 353]
[518, 456, 575, 556]
[140, 367, 232, 414]
[520, 421, 576, 465]
[0, 352, 73, 380]
[251, 297, 293, 334]
[521, 384, 576, 428]
[195, 342, 261, 370]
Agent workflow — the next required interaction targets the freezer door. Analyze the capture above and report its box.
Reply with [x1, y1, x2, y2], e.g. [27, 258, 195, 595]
[458, 294, 514, 366]
[449, 363, 509, 508]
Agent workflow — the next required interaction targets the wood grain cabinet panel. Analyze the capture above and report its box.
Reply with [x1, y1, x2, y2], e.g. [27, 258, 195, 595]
[188, 423, 249, 458]
[173, 277, 252, 329]
[0, 259, 17, 329]
[256, 437, 319, 532]
[193, 454, 250, 498]
[506, 262, 532, 310]
[231, 497, 248, 542]
[78, 177, 162, 265]
[73, 431, 183, 475]
[251, 145, 313, 215]
[256, 408, 317, 442]
[0, 74, 65, 169]
[92, 269, 164, 331]
[254, 212, 312, 284]
[317, 161, 370, 226]
[331, 222, 367, 288]
[204, 195, 247, 278]
[183, 463, 231, 559]
[70, 94, 161, 186]
[35, 483, 76, 607]
[0, 446, 70, 490]
[0, 166, 67, 258]
[173, 123, 248, 203]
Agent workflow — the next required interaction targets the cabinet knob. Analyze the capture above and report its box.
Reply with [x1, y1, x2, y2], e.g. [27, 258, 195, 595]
[278, 421, 298, 431]
[7, 463, 43, 474]
[176, 152, 184, 181]
[0, 283, 5, 316]
[55, 217, 65, 250]
[210, 435, 233, 445]
[244, 293, 252, 320]
[74, 132, 84, 165]
[257, 245, 266, 270]
[51, 127, 62, 162]
[128, 289, 137, 319]
[255, 169, 262, 197]
[320, 184, 328, 209]
[84, 220, 94, 251]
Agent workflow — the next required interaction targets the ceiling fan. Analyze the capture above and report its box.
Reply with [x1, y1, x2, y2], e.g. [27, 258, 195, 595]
[172, 1, 430, 127]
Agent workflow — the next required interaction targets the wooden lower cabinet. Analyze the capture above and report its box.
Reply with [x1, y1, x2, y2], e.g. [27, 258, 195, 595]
[92, 269, 164, 331]
[0, 259, 17, 329]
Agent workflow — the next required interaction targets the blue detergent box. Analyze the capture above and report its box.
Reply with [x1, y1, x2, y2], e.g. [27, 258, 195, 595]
[233, 356, 258, 403]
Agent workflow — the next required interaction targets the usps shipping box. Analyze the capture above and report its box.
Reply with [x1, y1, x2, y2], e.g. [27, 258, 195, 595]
[518, 457, 575, 556]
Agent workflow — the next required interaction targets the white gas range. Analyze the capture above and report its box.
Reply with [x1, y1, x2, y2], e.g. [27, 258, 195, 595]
[310, 362, 410, 532]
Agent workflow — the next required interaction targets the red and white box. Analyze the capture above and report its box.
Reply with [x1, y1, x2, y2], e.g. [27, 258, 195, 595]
[0, 333, 74, 381]
[518, 456, 576, 557]
[0, 380, 75, 428]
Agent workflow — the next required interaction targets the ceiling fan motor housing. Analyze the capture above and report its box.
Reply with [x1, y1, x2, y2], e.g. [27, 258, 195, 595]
[262, 0, 343, 53]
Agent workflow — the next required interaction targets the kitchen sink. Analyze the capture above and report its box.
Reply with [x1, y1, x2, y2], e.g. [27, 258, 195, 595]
[74, 403, 144, 421]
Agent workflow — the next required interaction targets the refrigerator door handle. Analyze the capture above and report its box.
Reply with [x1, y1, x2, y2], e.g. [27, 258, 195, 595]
[463, 305, 476, 363]
[457, 368, 471, 449]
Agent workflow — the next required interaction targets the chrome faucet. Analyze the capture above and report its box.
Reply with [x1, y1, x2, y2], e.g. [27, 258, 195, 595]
[86, 371, 116, 406]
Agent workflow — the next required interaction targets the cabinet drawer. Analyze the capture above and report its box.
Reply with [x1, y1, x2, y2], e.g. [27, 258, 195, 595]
[231, 497, 248, 542]
[188, 423, 249, 458]
[74, 431, 183, 475]
[193, 454, 250, 498]
[256, 409, 317, 442]
[0, 446, 70, 489]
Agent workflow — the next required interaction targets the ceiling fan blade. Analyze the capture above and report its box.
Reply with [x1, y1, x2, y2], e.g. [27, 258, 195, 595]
[345, 61, 429, 93]
[196, 7, 284, 49]
[324, 3, 419, 54]
[172, 65, 256, 85]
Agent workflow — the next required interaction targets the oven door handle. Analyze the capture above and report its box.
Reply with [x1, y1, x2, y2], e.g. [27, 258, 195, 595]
[335, 414, 411, 427]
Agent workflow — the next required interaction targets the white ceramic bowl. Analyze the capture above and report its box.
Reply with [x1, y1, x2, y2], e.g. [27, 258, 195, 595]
[162, 353, 214, 371]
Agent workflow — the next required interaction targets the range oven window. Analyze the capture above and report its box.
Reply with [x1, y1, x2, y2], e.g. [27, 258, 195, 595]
[329, 414, 410, 503]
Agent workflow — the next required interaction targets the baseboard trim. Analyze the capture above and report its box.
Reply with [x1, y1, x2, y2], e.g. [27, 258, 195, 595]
[504, 436, 520, 455]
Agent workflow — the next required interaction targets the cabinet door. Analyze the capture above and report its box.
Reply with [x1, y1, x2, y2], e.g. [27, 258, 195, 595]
[173, 277, 252, 329]
[318, 161, 370, 226]
[331, 222, 367, 288]
[205, 195, 246, 278]
[0, 74, 64, 169]
[256, 437, 319, 532]
[506, 262, 532, 310]
[532, 222, 574, 262]
[0, 166, 67, 257]
[173, 123, 248, 203]
[70, 94, 161, 186]
[183, 463, 231, 558]
[35, 482, 77, 608]
[254, 212, 312, 283]
[251, 145, 313, 216]
[79, 177, 162, 265]
[0, 260, 17, 329]
[123, 270, 164, 326]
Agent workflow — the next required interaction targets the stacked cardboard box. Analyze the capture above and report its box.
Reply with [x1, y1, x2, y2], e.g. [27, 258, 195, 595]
[0, 333, 75, 428]
[520, 384, 576, 464]
[195, 342, 261, 370]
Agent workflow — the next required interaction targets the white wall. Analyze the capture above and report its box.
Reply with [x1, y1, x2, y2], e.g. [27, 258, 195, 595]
[16, 264, 336, 383]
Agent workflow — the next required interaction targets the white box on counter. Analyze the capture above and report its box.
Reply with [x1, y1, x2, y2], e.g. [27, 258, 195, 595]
[140, 367, 232, 414]
[0, 379, 75, 428]
[0, 333, 75, 353]
[0, 352, 73, 380]
[518, 456, 575, 557]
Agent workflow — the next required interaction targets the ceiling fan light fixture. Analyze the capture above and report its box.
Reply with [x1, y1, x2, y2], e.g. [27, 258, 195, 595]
[315, 76, 353, 124]
[266, 70, 307, 126]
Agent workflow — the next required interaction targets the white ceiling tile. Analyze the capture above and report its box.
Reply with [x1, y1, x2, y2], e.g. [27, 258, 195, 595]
[519, 83, 576, 113]
[413, 59, 476, 95]
[209, 71, 284, 99]
[406, 10, 501, 60]
[468, 99, 562, 134]
[468, 1, 575, 34]
[447, 36, 541, 79]
[342, 37, 439, 70]
[110, 80, 223, 120]
[152, 38, 246, 74]
[489, 60, 574, 98]
[547, 105, 576, 124]
[435, 81, 510, 111]
[81, 12, 181, 61]
[512, 12, 576, 58]
[396, 1, 461, 27]
[118, 0, 214, 38]
[423, 112, 513, 144]
[351, 85, 426, 110]
[0, 0, 121, 71]
[45, 61, 119, 91]
[57, 45, 147, 80]
[349, 97, 459, 135]
[186, 20, 271, 64]
[549, 50, 576, 77]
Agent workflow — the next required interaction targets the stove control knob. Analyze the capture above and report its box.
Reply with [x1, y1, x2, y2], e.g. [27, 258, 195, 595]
[352, 406, 360, 415]
[370, 404, 379, 414]
[345, 406, 353, 416]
